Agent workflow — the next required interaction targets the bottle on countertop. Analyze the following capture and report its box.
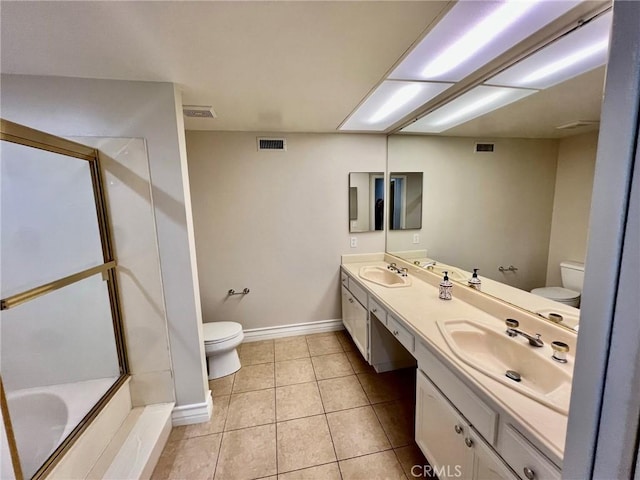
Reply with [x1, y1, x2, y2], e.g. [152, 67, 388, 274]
[439, 271, 453, 300]
[468, 268, 481, 291]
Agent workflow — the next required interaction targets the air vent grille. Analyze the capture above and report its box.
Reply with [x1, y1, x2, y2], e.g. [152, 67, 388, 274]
[183, 105, 216, 118]
[257, 137, 287, 151]
[475, 142, 495, 153]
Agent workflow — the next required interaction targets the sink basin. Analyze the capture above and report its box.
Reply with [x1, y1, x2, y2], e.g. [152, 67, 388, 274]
[437, 319, 572, 414]
[359, 266, 412, 288]
[426, 264, 467, 282]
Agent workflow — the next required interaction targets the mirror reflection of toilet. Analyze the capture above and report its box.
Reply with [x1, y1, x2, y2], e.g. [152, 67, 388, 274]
[531, 261, 585, 308]
[203, 321, 244, 379]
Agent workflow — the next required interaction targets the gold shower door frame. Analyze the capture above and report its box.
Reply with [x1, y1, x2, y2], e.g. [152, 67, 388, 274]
[0, 119, 129, 479]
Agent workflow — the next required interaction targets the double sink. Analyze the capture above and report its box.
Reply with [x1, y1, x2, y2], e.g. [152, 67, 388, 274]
[357, 264, 572, 415]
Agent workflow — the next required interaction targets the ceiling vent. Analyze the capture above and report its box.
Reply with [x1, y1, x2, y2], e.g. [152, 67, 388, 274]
[474, 142, 495, 153]
[555, 120, 599, 130]
[183, 105, 216, 118]
[257, 137, 287, 151]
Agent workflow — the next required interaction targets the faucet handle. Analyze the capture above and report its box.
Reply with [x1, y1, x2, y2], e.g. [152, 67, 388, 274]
[388, 262, 396, 270]
[505, 318, 519, 329]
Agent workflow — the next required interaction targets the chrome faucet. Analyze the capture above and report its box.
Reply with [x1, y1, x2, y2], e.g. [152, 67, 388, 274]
[387, 263, 402, 274]
[413, 260, 437, 269]
[505, 319, 543, 347]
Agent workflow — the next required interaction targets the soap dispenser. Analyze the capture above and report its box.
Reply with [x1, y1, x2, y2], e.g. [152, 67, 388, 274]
[439, 271, 453, 300]
[468, 268, 481, 291]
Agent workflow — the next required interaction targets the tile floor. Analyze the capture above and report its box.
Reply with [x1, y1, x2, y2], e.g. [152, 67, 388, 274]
[152, 331, 432, 480]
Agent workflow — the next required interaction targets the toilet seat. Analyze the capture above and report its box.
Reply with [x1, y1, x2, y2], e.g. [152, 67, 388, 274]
[531, 286, 580, 304]
[203, 321, 243, 344]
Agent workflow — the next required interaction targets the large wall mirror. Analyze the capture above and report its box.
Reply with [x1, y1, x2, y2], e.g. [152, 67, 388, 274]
[349, 172, 384, 232]
[386, 63, 607, 332]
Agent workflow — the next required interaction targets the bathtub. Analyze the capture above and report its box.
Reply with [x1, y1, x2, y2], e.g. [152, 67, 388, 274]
[4, 377, 117, 478]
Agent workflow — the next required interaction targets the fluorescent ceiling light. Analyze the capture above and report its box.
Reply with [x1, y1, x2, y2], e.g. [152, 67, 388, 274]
[389, 0, 580, 82]
[488, 11, 612, 89]
[340, 81, 452, 131]
[401, 86, 536, 133]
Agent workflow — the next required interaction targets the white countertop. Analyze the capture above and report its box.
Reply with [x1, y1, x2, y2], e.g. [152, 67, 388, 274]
[341, 256, 577, 466]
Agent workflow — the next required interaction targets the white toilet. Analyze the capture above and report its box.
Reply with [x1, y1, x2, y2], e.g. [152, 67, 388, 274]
[531, 261, 585, 308]
[203, 321, 244, 380]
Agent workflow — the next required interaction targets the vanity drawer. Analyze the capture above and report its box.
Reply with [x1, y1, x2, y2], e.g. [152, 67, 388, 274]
[369, 298, 387, 325]
[415, 339, 497, 444]
[498, 423, 561, 480]
[341, 271, 349, 288]
[388, 314, 414, 353]
[347, 278, 368, 307]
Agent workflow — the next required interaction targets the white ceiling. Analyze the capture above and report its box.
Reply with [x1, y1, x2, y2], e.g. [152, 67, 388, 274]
[0, 1, 605, 136]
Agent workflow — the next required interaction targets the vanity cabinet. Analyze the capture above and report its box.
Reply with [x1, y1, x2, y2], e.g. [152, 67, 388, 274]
[416, 370, 516, 480]
[341, 284, 368, 360]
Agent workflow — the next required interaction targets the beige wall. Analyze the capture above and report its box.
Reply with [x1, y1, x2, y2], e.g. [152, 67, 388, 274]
[186, 132, 386, 330]
[546, 131, 598, 286]
[388, 136, 559, 291]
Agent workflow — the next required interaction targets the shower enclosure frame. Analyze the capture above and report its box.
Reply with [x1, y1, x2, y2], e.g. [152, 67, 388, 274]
[0, 118, 129, 479]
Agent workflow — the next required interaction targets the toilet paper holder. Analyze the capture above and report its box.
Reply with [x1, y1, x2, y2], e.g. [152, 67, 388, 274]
[228, 288, 250, 296]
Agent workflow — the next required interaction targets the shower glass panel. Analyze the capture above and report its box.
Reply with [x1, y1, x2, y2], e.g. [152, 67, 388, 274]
[0, 119, 127, 480]
[2, 274, 120, 478]
[1, 142, 104, 298]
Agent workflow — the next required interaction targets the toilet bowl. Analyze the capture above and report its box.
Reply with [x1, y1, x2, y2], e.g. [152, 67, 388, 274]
[531, 261, 584, 308]
[203, 321, 244, 380]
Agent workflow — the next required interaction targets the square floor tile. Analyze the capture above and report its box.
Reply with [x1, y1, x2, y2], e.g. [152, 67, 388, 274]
[275, 336, 310, 361]
[317, 375, 369, 412]
[209, 373, 235, 397]
[311, 353, 354, 380]
[374, 401, 414, 448]
[275, 357, 316, 386]
[225, 388, 275, 431]
[395, 444, 434, 479]
[169, 395, 229, 441]
[276, 382, 324, 421]
[336, 330, 357, 352]
[152, 433, 221, 480]
[276, 415, 336, 473]
[326, 406, 391, 460]
[215, 424, 277, 480]
[339, 450, 406, 480]
[306, 334, 343, 356]
[232, 363, 275, 393]
[357, 372, 403, 404]
[278, 462, 341, 480]
[345, 351, 374, 374]
[240, 340, 275, 365]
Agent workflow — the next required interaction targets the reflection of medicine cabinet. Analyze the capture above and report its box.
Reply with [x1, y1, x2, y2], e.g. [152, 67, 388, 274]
[349, 172, 384, 233]
[389, 172, 423, 230]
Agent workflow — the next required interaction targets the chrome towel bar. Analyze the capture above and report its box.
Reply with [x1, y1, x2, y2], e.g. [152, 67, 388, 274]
[228, 288, 250, 296]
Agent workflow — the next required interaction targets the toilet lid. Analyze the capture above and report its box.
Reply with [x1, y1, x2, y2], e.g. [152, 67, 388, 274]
[203, 322, 243, 343]
[531, 286, 580, 301]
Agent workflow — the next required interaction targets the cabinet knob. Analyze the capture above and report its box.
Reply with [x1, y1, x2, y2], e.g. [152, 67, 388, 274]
[393, 330, 399, 336]
[348, 298, 354, 303]
[372, 308, 377, 312]
[454, 424, 463, 434]
[523, 467, 535, 479]
[464, 437, 473, 448]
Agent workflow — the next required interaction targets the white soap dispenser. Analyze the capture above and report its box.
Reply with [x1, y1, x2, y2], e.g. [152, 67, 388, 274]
[439, 271, 453, 300]
[468, 268, 481, 291]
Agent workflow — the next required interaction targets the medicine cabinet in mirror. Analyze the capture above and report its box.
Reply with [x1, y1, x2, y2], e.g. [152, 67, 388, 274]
[389, 172, 423, 230]
[349, 172, 384, 233]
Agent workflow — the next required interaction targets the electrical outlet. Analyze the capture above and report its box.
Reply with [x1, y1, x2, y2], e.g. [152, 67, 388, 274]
[350, 237, 358, 248]
[413, 233, 420, 244]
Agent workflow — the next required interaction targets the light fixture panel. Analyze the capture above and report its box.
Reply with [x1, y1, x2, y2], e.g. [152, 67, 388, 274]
[401, 86, 537, 134]
[487, 11, 611, 89]
[339, 81, 452, 131]
[389, 0, 580, 83]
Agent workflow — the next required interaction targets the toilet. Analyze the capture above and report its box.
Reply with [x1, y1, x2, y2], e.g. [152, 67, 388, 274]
[203, 321, 244, 379]
[531, 261, 585, 308]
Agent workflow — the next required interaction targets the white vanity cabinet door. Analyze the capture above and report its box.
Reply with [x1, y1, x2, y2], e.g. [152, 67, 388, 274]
[416, 370, 474, 479]
[341, 285, 368, 361]
[471, 429, 518, 480]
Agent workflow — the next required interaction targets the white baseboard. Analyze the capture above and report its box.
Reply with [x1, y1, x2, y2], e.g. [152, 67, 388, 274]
[171, 391, 213, 426]
[243, 319, 344, 342]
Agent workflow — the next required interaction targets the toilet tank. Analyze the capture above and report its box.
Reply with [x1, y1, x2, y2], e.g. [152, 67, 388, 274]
[560, 261, 585, 292]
